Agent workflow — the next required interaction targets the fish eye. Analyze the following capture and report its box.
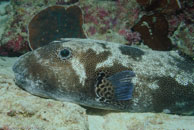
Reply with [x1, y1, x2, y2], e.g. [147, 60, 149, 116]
[58, 48, 72, 60]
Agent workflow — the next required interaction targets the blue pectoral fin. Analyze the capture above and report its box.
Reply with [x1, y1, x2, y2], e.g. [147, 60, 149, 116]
[107, 70, 135, 101]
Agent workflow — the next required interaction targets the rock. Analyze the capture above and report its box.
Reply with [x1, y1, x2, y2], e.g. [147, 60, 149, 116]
[0, 52, 194, 130]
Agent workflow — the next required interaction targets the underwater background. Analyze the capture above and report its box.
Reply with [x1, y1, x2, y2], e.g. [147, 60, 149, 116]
[0, 0, 194, 130]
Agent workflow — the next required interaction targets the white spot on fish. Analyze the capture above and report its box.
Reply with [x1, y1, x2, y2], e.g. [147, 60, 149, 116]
[96, 43, 129, 69]
[61, 38, 105, 54]
[70, 58, 87, 86]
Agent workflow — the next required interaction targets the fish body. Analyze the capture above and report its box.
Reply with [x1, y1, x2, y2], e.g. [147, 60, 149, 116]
[13, 38, 194, 115]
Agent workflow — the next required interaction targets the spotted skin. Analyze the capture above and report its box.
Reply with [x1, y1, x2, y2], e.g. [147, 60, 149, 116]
[95, 76, 114, 101]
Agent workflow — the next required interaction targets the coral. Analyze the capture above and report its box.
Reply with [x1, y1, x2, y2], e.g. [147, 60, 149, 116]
[0, 0, 141, 55]
[56, 0, 79, 5]
[135, 0, 193, 56]
[167, 2, 193, 34]
[136, 0, 183, 14]
[0, 35, 29, 56]
[170, 22, 194, 60]
[0, 0, 33, 56]
[132, 13, 173, 51]
[166, 1, 194, 59]
[0, 0, 71, 56]
[82, 5, 114, 34]
[88, 26, 97, 35]
[80, 0, 140, 42]
[28, 5, 86, 50]
[1, 0, 192, 56]
[118, 29, 141, 45]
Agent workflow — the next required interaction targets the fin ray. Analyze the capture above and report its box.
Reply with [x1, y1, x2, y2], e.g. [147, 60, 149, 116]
[107, 70, 135, 101]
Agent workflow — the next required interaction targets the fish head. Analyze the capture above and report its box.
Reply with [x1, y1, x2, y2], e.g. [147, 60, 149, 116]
[13, 38, 142, 111]
[13, 39, 92, 98]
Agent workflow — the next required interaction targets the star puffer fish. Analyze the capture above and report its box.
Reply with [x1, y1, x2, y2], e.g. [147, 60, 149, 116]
[13, 38, 194, 115]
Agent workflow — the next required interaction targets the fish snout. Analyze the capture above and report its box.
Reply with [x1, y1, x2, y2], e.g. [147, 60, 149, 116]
[12, 52, 34, 90]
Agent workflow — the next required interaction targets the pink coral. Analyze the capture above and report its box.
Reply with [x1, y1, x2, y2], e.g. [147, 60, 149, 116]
[132, 8, 140, 21]
[0, 35, 29, 56]
[97, 8, 109, 19]
[88, 26, 97, 35]
[6, 35, 23, 52]
[81, 0, 140, 39]
[119, 29, 141, 44]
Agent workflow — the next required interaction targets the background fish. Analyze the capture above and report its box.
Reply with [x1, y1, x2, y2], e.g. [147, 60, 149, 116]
[12, 38, 194, 115]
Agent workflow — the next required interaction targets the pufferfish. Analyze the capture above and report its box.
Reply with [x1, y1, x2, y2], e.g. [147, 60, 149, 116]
[13, 38, 194, 115]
